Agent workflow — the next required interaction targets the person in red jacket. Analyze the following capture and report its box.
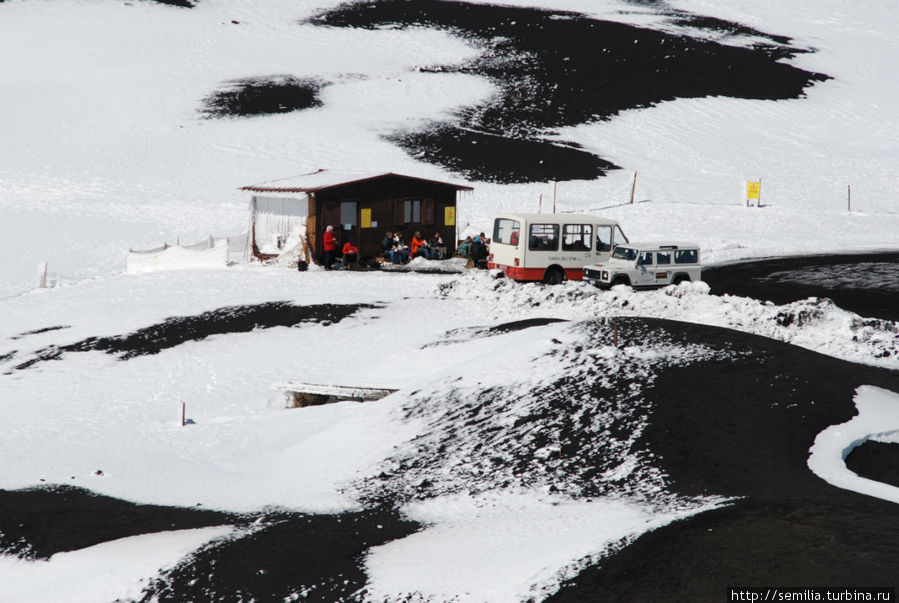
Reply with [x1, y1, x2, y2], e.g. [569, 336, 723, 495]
[342, 238, 358, 268]
[410, 231, 433, 259]
[323, 225, 337, 270]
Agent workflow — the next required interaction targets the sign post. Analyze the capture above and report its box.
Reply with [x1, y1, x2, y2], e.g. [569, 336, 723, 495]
[746, 180, 761, 207]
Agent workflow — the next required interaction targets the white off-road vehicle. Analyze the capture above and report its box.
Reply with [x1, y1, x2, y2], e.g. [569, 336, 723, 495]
[583, 242, 701, 289]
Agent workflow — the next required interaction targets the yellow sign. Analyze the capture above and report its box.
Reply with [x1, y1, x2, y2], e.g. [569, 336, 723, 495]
[361, 208, 372, 229]
[445, 206, 456, 226]
[747, 181, 761, 200]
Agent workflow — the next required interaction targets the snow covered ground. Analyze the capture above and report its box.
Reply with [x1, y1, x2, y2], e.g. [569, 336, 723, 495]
[2, 0, 898, 600]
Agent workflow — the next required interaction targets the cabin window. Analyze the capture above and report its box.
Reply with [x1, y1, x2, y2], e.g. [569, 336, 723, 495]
[596, 226, 613, 252]
[614, 225, 629, 246]
[528, 224, 559, 251]
[340, 201, 357, 227]
[403, 199, 422, 224]
[637, 251, 654, 266]
[562, 224, 592, 251]
[493, 218, 521, 246]
[656, 251, 671, 265]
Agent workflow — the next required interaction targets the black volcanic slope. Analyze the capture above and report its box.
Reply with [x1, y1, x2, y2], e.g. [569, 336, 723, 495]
[306, 0, 829, 183]
[549, 319, 899, 601]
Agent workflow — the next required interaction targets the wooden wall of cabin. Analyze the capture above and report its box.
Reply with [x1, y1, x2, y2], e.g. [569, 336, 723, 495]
[312, 176, 461, 260]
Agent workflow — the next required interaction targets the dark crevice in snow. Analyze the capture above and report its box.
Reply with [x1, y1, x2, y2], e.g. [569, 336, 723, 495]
[10, 302, 376, 372]
[430, 316, 568, 347]
[200, 76, 326, 118]
[307, 0, 829, 183]
[132, 0, 197, 8]
[9, 325, 70, 340]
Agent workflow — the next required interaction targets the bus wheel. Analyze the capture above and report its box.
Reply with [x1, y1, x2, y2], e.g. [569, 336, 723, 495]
[543, 267, 565, 285]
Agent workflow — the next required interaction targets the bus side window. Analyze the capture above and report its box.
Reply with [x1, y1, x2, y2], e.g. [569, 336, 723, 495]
[493, 218, 521, 245]
[563, 224, 592, 251]
[614, 225, 629, 246]
[529, 224, 559, 251]
[596, 226, 612, 252]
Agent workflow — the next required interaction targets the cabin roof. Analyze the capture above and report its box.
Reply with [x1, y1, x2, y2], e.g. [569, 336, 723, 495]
[240, 169, 474, 194]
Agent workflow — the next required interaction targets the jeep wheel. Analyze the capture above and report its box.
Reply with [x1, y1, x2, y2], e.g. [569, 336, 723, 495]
[543, 267, 565, 285]
[611, 276, 630, 287]
[672, 274, 690, 285]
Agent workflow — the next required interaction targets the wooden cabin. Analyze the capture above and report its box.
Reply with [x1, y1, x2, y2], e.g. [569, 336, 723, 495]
[240, 170, 473, 264]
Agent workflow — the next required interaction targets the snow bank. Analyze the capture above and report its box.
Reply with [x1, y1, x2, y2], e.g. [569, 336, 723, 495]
[439, 272, 899, 369]
[126, 241, 229, 274]
[807, 386, 899, 505]
[364, 491, 721, 602]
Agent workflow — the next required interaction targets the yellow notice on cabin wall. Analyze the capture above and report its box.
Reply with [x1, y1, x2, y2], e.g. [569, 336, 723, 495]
[361, 208, 372, 228]
[445, 206, 456, 226]
[747, 181, 761, 199]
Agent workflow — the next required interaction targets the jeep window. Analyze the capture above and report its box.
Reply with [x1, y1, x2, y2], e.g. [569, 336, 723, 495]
[562, 224, 592, 251]
[596, 226, 612, 252]
[637, 251, 654, 266]
[528, 224, 559, 251]
[656, 251, 672, 265]
[674, 249, 698, 264]
[493, 218, 521, 246]
[612, 246, 637, 261]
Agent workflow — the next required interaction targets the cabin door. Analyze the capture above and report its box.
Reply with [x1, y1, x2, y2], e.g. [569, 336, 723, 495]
[340, 201, 358, 252]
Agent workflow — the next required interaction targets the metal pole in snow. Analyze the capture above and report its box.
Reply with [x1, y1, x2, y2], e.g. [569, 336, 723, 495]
[848, 185, 852, 212]
[181, 402, 185, 427]
[553, 181, 557, 214]
[538, 193, 543, 214]
[631, 171, 638, 204]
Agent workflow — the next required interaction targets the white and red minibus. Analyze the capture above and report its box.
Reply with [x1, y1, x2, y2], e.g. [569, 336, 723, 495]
[487, 213, 629, 284]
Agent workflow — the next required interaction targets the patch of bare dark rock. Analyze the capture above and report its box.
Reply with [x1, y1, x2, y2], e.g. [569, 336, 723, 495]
[200, 76, 326, 118]
[307, 0, 829, 183]
[10, 302, 375, 372]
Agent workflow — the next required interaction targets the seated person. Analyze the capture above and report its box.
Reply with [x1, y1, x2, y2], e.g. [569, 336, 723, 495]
[342, 238, 359, 267]
[458, 235, 473, 258]
[410, 231, 433, 259]
[392, 232, 411, 263]
[430, 232, 447, 259]
[382, 231, 401, 264]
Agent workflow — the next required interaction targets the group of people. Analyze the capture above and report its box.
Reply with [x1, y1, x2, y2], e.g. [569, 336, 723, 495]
[321, 225, 359, 270]
[458, 232, 489, 268]
[382, 230, 447, 264]
[321, 224, 472, 269]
